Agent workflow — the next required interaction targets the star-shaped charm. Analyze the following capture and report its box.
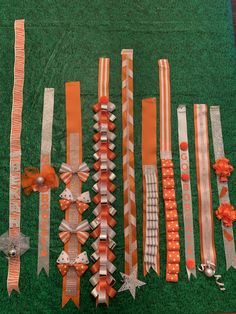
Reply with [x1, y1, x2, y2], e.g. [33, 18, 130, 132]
[118, 269, 146, 299]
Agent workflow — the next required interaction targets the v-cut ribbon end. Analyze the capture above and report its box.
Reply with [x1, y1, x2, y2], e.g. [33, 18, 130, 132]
[62, 295, 80, 308]
[8, 286, 20, 296]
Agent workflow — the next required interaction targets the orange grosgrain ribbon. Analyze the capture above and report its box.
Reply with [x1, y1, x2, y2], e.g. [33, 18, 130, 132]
[0, 20, 29, 295]
[58, 82, 90, 308]
[90, 57, 117, 306]
[158, 59, 180, 282]
[142, 98, 160, 276]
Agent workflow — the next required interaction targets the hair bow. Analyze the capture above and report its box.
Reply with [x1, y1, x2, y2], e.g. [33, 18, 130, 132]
[21, 165, 59, 195]
[59, 162, 89, 184]
[59, 219, 90, 244]
[59, 188, 91, 214]
[57, 250, 89, 277]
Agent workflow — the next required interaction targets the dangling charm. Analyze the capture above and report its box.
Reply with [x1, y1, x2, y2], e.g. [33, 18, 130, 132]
[8, 244, 17, 258]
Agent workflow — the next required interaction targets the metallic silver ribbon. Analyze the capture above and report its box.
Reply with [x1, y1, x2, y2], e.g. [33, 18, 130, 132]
[210, 106, 236, 270]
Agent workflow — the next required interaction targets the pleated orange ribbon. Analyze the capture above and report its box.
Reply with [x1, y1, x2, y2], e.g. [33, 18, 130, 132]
[22, 165, 59, 195]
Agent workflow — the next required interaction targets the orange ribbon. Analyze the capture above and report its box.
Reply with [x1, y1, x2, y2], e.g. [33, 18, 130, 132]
[59, 199, 89, 214]
[213, 158, 234, 182]
[57, 263, 88, 277]
[216, 203, 236, 227]
[22, 165, 59, 195]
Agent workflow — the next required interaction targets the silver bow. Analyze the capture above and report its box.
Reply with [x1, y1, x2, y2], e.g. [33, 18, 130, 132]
[0, 232, 30, 258]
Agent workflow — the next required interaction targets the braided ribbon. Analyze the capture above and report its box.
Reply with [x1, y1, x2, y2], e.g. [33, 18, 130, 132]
[158, 59, 180, 282]
[58, 82, 90, 308]
[0, 19, 30, 295]
[90, 57, 117, 305]
[210, 106, 236, 270]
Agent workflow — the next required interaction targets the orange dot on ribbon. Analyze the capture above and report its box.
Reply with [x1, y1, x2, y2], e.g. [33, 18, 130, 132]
[186, 259, 195, 269]
[181, 173, 190, 181]
[180, 142, 188, 151]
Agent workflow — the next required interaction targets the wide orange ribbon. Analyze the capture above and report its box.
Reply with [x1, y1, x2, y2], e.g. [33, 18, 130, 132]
[58, 263, 88, 277]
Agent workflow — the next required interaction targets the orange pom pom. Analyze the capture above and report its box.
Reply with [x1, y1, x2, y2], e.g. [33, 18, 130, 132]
[180, 141, 188, 151]
[186, 259, 195, 269]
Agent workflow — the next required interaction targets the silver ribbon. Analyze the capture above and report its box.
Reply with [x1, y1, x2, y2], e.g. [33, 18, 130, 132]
[210, 106, 236, 270]
[0, 232, 29, 257]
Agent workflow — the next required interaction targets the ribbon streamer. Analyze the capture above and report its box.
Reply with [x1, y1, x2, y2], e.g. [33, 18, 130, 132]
[158, 59, 180, 282]
[194, 104, 217, 274]
[142, 98, 159, 276]
[38, 88, 55, 276]
[90, 57, 117, 305]
[58, 82, 90, 308]
[0, 19, 30, 295]
[177, 105, 196, 280]
[210, 106, 236, 270]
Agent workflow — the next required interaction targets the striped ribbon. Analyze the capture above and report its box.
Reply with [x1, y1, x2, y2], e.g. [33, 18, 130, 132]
[158, 59, 180, 282]
[0, 19, 30, 295]
[194, 104, 216, 271]
[38, 88, 54, 275]
[58, 82, 90, 308]
[90, 57, 117, 305]
[177, 105, 196, 280]
[142, 98, 159, 276]
[210, 106, 236, 270]
[119, 49, 145, 298]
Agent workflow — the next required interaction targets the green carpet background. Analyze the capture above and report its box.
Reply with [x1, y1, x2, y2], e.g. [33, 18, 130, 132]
[0, 0, 236, 313]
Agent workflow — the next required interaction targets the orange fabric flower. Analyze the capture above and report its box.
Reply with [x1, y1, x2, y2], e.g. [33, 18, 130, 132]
[215, 203, 236, 227]
[213, 158, 234, 182]
[22, 165, 59, 195]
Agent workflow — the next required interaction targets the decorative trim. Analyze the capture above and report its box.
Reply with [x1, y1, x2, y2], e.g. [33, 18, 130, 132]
[58, 82, 90, 308]
[158, 59, 180, 282]
[177, 105, 196, 280]
[210, 106, 236, 270]
[0, 19, 29, 295]
[119, 49, 145, 298]
[90, 58, 117, 305]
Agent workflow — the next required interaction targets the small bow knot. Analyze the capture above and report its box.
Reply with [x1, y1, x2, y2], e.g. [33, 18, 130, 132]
[59, 188, 91, 214]
[57, 251, 89, 277]
[58, 219, 90, 244]
[59, 162, 89, 184]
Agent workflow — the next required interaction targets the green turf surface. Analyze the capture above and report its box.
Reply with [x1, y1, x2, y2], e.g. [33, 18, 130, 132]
[0, 0, 236, 313]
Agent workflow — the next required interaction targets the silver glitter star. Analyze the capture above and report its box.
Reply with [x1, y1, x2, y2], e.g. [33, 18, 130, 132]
[118, 270, 146, 299]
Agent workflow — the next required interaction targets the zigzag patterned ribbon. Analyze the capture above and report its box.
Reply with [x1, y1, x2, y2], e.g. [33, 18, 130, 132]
[194, 104, 218, 279]
[177, 105, 196, 280]
[158, 59, 180, 282]
[210, 106, 236, 270]
[90, 57, 117, 305]
[142, 98, 159, 276]
[58, 82, 90, 308]
[0, 19, 29, 295]
[38, 88, 54, 275]
[119, 49, 145, 298]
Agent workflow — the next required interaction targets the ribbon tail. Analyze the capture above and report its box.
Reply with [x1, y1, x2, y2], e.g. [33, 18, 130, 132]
[8, 285, 20, 296]
[186, 267, 197, 280]
[37, 255, 49, 276]
[37, 263, 49, 276]
[226, 253, 236, 270]
[62, 295, 80, 308]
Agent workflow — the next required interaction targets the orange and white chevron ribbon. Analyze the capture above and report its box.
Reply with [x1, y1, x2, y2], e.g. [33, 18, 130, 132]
[119, 49, 145, 298]
[158, 59, 180, 282]
[90, 57, 117, 305]
[0, 19, 29, 295]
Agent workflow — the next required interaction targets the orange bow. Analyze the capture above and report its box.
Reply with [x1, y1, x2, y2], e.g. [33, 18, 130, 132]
[21, 165, 59, 195]
[59, 199, 89, 214]
[213, 158, 234, 182]
[57, 263, 88, 277]
[215, 203, 236, 227]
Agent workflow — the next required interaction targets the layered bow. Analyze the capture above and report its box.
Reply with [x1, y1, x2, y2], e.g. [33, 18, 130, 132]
[57, 251, 89, 277]
[213, 158, 234, 182]
[59, 162, 89, 184]
[59, 219, 90, 244]
[22, 165, 59, 195]
[215, 203, 236, 227]
[59, 188, 91, 214]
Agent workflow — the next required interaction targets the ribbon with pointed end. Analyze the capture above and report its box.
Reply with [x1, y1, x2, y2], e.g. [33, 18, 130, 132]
[0, 19, 30, 295]
[177, 105, 196, 280]
[120, 49, 145, 297]
[59, 82, 90, 308]
[59, 162, 89, 184]
[194, 104, 217, 278]
[59, 188, 91, 214]
[210, 106, 236, 270]
[37, 88, 56, 276]
[90, 57, 117, 305]
[158, 59, 180, 282]
[59, 219, 90, 244]
[142, 98, 159, 276]
[57, 251, 89, 277]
